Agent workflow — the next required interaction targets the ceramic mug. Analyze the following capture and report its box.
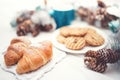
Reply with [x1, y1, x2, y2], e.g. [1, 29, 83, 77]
[50, 4, 75, 29]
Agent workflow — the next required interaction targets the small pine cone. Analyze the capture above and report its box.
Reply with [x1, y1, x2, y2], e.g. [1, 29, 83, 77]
[97, 0, 106, 8]
[96, 48, 110, 63]
[41, 24, 53, 31]
[84, 57, 97, 70]
[17, 24, 27, 36]
[23, 20, 32, 32]
[85, 50, 100, 58]
[30, 24, 41, 37]
[93, 63, 107, 73]
[17, 17, 25, 24]
[96, 48, 119, 63]
[17, 30, 26, 36]
[84, 57, 107, 73]
[107, 49, 119, 63]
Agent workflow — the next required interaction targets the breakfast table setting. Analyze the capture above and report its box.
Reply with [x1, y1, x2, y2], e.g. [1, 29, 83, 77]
[0, 0, 120, 80]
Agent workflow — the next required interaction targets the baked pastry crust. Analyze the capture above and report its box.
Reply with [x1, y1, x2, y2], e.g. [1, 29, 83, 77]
[4, 37, 53, 74]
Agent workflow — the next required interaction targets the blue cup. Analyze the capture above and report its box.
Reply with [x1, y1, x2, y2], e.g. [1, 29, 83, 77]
[52, 9, 75, 29]
[49, 5, 75, 29]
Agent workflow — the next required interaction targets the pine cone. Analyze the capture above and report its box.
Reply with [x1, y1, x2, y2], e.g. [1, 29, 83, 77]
[17, 20, 31, 36]
[17, 24, 27, 36]
[84, 57, 107, 73]
[30, 24, 41, 37]
[97, 48, 119, 63]
[107, 49, 119, 63]
[93, 63, 107, 73]
[41, 24, 53, 31]
[84, 57, 97, 70]
[17, 17, 26, 24]
[96, 48, 110, 63]
[85, 50, 100, 59]
[97, 0, 106, 8]
[84, 48, 120, 73]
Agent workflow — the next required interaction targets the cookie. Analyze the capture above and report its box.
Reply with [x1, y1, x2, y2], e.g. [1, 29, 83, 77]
[56, 34, 66, 44]
[60, 27, 88, 37]
[65, 37, 86, 50]
[69, 28, 88, 37]
[87, 28, 96, 34]
[59, 27, 72, 37]
[85, 32, 105, 46]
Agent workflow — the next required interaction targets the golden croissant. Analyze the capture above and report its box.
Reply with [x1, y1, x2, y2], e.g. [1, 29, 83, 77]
[16, 41, 53, 74]
[4, 37, 31, 66]
[4, 37, 53, 74]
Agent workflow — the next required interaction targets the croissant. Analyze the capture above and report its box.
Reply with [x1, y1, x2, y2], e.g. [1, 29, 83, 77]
[10, 37, 31, 45]
[16, 41, 53, 74]
[4, 37, 31, 66]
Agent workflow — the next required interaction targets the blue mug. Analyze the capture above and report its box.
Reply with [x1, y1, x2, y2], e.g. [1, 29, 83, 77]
[36, 5, 75, 29]
[49, 7, 75, 29]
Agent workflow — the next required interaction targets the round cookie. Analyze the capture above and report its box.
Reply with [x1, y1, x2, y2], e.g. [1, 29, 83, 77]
[87, 28, 96, 34]
[56, 34, 66, 44]
[60, 27, 88, 37]
[65, 37, 86, 50]
[69, 28, 88, 37]
[59, 27, 72, 37]
[85, 32, 105, 46]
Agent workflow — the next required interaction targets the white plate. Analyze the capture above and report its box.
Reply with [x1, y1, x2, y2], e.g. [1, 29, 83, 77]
[52, 25, 109, 54]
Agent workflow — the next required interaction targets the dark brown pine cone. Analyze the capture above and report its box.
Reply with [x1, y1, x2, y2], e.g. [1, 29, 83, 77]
[17, 17, 26, 24]
[93, 63, 107, 73]
[85, 50, 100, 58]
[107, 49, 119, 63]
[95, 8, 107, 20]
[99, 49, 119, 63]
[30, 24, 41, 37]
[85, 48, 120, 63]
[97, 0, 106, 8]
[41, 24, 53, 31]
[84, 48, 120, 73]
[84, 57, 107, 73]
[96, 48, 110, 63]
[96, 48, 119, 63]
[23, 20, 32, 32]
[17, 24, 27, 36]
[84, 57, 97, 70]
[95, 6, 118, 28]
[17, 19, 32, 36]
